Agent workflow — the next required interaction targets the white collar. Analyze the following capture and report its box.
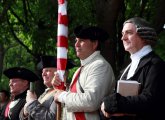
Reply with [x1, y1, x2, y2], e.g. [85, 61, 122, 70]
[130, 45, 152, 62]
[80, 51, 100, 66]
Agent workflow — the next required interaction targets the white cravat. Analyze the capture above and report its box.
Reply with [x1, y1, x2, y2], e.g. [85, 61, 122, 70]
[127, 45, 152, 79]
[127, 57, 140, 79]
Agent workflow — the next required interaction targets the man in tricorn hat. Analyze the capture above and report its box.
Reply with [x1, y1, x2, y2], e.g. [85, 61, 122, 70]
[3, 67, 39, 120]
[20, 56, 75, 120]
[101, 17, 165, 120]
[53, 25, 115, 120]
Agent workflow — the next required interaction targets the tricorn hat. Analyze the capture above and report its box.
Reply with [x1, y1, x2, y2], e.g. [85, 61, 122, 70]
[3, 67, 39, 82]
[39, 56, 76, 70]
[74, 25, 109, 42]
[41, 56, 57, 68]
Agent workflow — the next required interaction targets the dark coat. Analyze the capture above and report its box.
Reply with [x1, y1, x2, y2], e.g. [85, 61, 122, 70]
[103, 52, 165, 120]
[5, 91, 27, 120]
[19, 89, 57, 120]
[0, 102, 8, 120]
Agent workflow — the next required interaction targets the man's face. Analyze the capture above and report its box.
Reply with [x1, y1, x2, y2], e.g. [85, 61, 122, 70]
[75, 38, 98, 60]
[9, 78, 28, 96]
[121, 23, 145, 54]
[42, 68, 57, 88]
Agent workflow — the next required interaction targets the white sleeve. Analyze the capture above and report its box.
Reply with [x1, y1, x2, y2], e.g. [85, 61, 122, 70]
[58, 91, 68, 103]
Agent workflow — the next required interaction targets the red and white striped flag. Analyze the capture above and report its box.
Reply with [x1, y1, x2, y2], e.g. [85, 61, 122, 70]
[56, 0, 68, 90]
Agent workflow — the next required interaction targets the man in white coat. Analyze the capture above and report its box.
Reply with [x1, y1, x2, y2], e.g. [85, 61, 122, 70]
[53, 25, 115, 120]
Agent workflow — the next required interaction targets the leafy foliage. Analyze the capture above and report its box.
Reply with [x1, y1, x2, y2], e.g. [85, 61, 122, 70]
[155, 31, 165, 60]
[0, 0, 165, 90]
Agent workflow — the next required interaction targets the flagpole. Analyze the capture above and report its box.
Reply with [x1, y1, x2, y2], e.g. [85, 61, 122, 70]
[56, 0, 68, 119]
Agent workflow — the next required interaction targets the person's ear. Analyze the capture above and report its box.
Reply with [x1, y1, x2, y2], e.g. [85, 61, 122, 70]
[93, 40, 98, 50]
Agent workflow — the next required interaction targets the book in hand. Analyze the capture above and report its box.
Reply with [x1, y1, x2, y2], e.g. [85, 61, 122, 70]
[117, 80, 140, 97]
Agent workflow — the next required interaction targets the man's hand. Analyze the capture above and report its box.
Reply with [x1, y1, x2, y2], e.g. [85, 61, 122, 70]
[101, 102, 136, 118]
[52, 72, 62, 89]
[101, 102, 111, 118]
[26, 90, 37, 103]
[23, 103, 29, 117]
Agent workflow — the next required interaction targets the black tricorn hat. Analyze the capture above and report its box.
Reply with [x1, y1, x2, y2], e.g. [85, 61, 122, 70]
[40, 56, 76, 70]
[74, 25, 109, 42]
[3, 67, 39, 82]
[41, 56, 57, 68]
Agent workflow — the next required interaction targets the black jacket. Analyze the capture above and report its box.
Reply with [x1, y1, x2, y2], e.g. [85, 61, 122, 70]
[5, 90, 27, 120]
[103, 52, 165, 120]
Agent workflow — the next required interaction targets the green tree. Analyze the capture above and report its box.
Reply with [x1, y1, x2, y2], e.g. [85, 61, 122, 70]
[0, 0, 165, 90]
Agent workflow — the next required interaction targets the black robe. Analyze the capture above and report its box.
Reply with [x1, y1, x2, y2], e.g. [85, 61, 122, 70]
[103, 52, 165, 120]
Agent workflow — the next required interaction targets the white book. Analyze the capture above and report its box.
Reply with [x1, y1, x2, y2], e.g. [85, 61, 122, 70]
[117, 80, 141, 97]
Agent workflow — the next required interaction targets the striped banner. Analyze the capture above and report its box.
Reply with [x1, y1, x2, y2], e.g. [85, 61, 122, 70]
[56, 0, 68, 90]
